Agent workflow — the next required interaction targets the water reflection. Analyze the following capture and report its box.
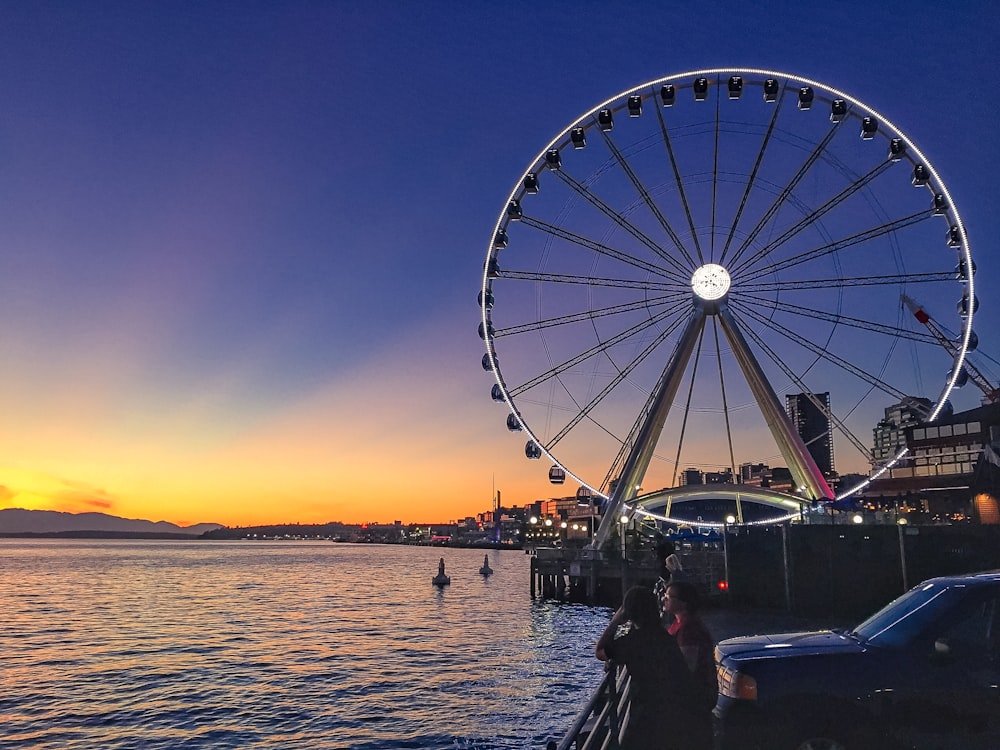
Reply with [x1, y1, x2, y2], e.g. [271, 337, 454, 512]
[0, 541, 606, 749]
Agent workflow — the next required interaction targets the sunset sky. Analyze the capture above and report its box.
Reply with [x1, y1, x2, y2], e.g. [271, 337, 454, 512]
[0, 1, 997, 527]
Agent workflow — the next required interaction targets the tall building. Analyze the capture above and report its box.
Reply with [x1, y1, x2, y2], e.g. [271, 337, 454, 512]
[678, 468, 703, 486]
[785, 392, 835, 475]
[704, 468, 734, 484]
[872, 397, 932, 465]
[739, 462, 769, 484]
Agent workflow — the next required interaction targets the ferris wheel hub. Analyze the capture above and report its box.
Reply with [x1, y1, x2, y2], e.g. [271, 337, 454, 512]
[691, 263, 732, 302]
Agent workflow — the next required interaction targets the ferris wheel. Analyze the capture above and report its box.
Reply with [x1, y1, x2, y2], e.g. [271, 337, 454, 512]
[478, 68, 975, 539]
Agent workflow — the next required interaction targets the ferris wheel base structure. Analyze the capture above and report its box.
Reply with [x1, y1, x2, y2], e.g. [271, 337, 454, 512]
[592, 279, 833, 548]
[627, 484, 815, 524]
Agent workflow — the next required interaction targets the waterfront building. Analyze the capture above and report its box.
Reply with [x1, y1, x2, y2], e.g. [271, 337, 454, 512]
[785, 392, 835, 476]
[872, 397, 932, 465]
[739, 462, 769, 484]
[766, 466, 794, 493]
[907, 408, 990, 479]
[704, 468, 734, 484]
[865, 402, 1000, 522]
[679, 468, 704, 486]
[542, 496, 583, 520]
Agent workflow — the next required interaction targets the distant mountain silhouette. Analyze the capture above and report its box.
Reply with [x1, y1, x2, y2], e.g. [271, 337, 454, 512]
[0, 508, 222, 536]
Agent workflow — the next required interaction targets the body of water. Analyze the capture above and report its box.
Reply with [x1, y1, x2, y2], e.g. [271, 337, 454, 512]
[1, 540, 609, 749]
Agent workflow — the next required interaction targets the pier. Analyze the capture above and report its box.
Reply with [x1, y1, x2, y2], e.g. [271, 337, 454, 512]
[529, 522, 1000, 617]
[529, 535, 726, 609]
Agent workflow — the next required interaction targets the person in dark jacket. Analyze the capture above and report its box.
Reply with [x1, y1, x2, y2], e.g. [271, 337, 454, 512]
[596, 585, 703, 750]
[654, 534, 675, 581]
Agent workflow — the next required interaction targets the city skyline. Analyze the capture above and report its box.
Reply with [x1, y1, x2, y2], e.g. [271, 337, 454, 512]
[0, 2, 997, 527]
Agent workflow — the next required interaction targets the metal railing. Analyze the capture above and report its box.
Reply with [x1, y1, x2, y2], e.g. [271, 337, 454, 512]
[546, 663, 632, 750]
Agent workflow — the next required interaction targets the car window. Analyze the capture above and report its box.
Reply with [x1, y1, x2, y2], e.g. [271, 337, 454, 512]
[853, 582, 963, 648]
[929, 592, 1000, 662]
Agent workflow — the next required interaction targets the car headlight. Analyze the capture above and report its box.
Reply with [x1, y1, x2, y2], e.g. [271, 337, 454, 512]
[717, 664, 758, 701]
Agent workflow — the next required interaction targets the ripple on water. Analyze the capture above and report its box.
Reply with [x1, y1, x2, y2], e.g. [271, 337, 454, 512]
[0, 541, 607, 749]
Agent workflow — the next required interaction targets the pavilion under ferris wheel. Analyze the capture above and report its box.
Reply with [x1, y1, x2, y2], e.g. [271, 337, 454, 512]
[478, 68, 976, 546]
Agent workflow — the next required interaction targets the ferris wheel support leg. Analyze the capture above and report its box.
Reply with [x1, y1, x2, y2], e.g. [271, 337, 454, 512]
[594, 309, 707, 548]
[716, 305, 834, 503]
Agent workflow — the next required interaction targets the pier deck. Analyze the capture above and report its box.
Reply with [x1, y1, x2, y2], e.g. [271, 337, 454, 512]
[528, 545, 727, 607]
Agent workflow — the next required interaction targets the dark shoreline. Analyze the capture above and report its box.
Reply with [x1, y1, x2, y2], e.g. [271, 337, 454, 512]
[0, 531, 203, 540]
[1, 532, 522, 548]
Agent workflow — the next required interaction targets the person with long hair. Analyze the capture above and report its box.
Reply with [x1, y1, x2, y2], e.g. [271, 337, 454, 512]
[662, 580, 717, 748]
[596, 585, 701, 750]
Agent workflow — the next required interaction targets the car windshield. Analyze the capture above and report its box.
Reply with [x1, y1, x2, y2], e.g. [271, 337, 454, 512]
[851, 581, 963, 648]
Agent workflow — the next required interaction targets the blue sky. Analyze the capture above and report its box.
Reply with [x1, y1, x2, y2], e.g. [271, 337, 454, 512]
[0, 1, 995, 525]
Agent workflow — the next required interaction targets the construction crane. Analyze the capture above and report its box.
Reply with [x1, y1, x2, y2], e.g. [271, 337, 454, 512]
[902, 294, 1000, 403]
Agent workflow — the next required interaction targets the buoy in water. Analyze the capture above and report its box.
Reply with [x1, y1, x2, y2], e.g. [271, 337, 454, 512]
[479, 554, 493, 576]
[432, 556, 451, 586]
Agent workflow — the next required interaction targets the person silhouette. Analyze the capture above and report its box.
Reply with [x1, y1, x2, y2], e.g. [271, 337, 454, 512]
[596, 585, 702, 750]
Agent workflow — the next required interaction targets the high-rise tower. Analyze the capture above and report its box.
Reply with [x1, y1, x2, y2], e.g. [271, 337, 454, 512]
[785, 393, 835, 476]
[872, 397, 932, 465]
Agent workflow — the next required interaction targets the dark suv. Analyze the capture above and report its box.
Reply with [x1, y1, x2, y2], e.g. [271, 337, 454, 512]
[714, 571, 1000, 749]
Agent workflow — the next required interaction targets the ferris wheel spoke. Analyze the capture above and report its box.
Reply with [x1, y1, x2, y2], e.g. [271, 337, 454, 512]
[519, 215, 685, 281]
[734, 294, 938, 345]
[712, 318, 740, 479]
[727, 122, 841, 270]
[733, 161, 894, 277]
[739, 270, 953, 292]
[496, 268, 687, 292]
[540, 315, 690, 451]
[604, 388, 656, 495]
[593, 117, 699, 270]
[738, 317, 875, 461]
[601, 319, 707, 495]
[720, 87, 787, 265]
[710, 78, 722, 260]
[732, 303, 909, 401]
[506, 305, 688, 397]
[549, 169, 693, 277]
[669, 327, 707, 487]
[653, 98, 705, 265]
[494, 293, 690, 337]
[740, 209, 933, 281]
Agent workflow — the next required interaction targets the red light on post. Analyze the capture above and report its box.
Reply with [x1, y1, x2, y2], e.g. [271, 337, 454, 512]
[717, 580, 729, 591]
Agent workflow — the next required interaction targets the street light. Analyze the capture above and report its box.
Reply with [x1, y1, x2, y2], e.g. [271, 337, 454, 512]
[852, 514, 864, 524]
[723, 515, 737, 597]
[618, 513, 631, 561]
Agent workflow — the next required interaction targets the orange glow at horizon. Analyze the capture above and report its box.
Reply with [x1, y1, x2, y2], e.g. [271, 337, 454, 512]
[0, 316, 586, 527]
